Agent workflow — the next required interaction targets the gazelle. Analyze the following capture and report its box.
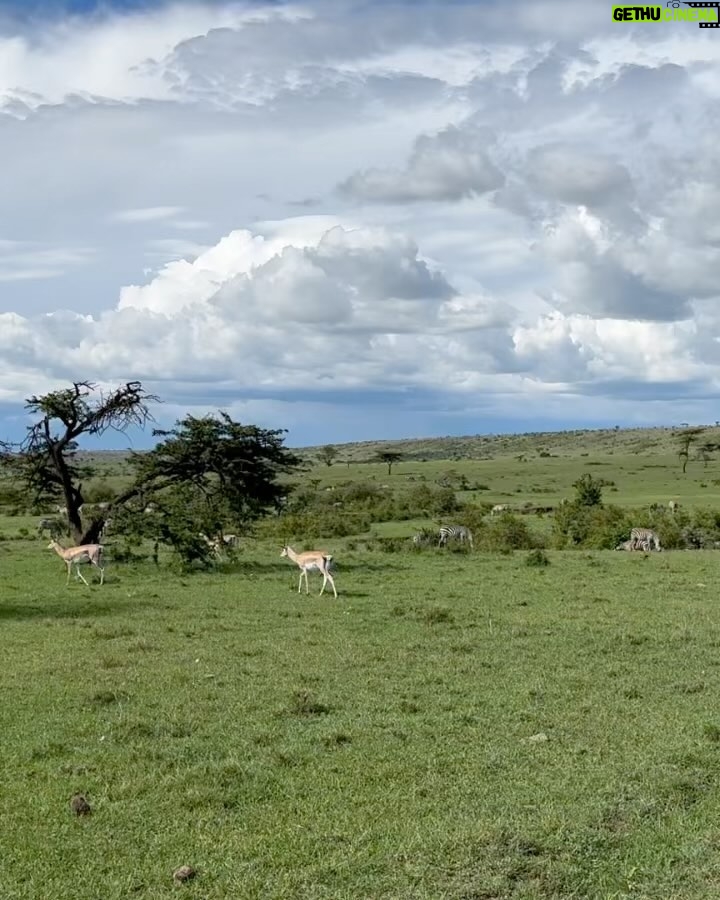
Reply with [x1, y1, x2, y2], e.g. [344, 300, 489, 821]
[48, 540, 105, 586]
[280, 546, 338, 598]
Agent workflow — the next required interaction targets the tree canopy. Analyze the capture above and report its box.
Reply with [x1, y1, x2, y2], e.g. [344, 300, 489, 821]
[0, 381, 156, 543]
[375, 449, 402, 475]
[675, 426, 705, 475]
[318, 445, 339, 467]
[121, 413, 302, 566]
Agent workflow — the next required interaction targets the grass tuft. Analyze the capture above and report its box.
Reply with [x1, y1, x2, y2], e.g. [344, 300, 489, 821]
[420, 606, 454, 625]
[287, 689, 332, 717]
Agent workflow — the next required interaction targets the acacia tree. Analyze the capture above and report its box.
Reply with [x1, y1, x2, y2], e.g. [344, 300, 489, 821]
[0, 381, 156, 544]
[120, 413, 302, 566]
[698, 440, 719, 468]
[318, 445, 339, 467]
[676, 426, 705, 475]
[375, 449, 403, 476]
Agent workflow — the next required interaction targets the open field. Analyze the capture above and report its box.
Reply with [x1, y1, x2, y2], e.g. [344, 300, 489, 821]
[74, 424, 720, 505]
[305, 451, 720, 510]
[4, 426, 720, 898]
[4, 535, 720, 898]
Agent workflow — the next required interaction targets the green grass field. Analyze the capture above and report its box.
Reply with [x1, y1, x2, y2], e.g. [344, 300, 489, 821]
[4, 544, 720, 898]
[4, 427, 720, 898]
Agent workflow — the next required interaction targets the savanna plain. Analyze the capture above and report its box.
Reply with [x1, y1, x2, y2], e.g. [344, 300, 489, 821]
[4, 427, 720, 899]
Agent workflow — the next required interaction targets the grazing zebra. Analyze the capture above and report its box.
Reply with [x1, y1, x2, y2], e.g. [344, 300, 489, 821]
[438, 525, 474, 548]
[491, 504, 509, 516]
[615, 539, 642, 552]
[630, 527, 662, 552]
[38, 517, 64, 539]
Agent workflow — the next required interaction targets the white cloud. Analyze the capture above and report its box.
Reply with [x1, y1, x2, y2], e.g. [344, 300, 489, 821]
[1, 0, 720, 442]
[0, 3, 300, 111]
[527, 144, 633, 208]
[0, 240, 94, 282]
[339, 125, 504, 204]
[111, 206, 185, 223]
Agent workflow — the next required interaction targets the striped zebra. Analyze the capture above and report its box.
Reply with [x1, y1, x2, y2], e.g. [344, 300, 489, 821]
[615, 539, 641, 552]
[38, 517, 64, 539]
[630, 527, 662, 552]
[438, 525, 474, 548]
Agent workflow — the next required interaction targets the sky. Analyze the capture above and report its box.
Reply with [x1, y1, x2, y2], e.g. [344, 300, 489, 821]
[1, 0, 720, 448]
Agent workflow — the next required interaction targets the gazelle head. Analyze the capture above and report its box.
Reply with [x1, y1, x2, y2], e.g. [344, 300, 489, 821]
[280, 546, 289, 558]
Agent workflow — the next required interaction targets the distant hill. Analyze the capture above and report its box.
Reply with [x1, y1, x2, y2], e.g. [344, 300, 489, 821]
[74, 424, 720, 470]
[296, 424, 720, 463]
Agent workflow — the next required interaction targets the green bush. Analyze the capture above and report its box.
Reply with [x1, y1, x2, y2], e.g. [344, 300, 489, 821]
[261, 510, 372, 541]
[552, 502, 631, 549]
[480, 514, 536, 551]
[84, 479, 117, 503]
[572, 473, 604, 507]
[367, 537, 407, 553]
[526, 549, 550, 567]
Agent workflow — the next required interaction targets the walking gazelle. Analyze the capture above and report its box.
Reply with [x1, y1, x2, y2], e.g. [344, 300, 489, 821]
[281, 546, 338, 598]
[48, 540, 105, 585]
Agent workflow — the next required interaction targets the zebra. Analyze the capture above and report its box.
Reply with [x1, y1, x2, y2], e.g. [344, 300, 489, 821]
[630, 527, 662, 552]
[438, 525, 474, 548]
[615, 539, 642, 552]
[38, 517, 64, 539]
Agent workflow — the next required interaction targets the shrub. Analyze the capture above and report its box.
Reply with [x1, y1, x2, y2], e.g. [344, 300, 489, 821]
[429, 485, 460, 516]
[84, 479, 117, 503]
[367, 537, 407, 553]
[526, 549, 550, 567]
[572, 473, 604, 507]
[552, 502, 631, 549]
[481, 514, 536, 551]
[262, 510, 371, 541]
[410, 527, 438, 549]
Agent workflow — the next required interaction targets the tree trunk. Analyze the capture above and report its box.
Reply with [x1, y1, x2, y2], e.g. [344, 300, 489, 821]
[81, 518, 106, 545]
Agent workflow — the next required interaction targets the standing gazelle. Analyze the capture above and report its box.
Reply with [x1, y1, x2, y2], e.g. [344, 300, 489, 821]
[280, 546, 337, 598]
[48, 541, 105, 585]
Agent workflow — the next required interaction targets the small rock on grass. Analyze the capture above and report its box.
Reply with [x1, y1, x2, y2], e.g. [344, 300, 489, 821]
[173, 865, 198, 884]
[70, 794, 92, 816]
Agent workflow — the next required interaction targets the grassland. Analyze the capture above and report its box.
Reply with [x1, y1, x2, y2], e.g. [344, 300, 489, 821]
[76, 422, 720, 515]
[4, 425, 720, 898]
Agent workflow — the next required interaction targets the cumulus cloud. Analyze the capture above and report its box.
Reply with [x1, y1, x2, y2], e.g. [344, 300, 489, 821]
[1, 0, 720, 440]
[339, 125, 504, 204]
[532, 208, 692, 322]
[527, 144, 633, 208]
[0, 219, 512, 403]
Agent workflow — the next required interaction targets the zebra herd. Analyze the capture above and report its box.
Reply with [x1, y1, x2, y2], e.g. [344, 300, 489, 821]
[415, 523, 664, 553]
